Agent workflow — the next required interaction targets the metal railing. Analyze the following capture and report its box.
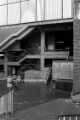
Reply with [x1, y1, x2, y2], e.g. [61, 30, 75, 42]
[58, 114, 80, 120]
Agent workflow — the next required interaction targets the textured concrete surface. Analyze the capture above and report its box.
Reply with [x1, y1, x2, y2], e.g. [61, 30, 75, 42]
[0, 82, 80, 120]
[7, 98, 80, 120]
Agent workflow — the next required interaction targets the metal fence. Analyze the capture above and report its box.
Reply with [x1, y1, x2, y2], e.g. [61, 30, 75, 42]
[58, 114, 80, 120]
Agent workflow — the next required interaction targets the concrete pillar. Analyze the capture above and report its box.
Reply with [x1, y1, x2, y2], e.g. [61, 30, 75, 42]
[4, 53, 8, 78]
[73, 20, 80, 94]
[72, 0, 80, 95]
[12, 67, 16, 75]
[41, 31, 45, 79]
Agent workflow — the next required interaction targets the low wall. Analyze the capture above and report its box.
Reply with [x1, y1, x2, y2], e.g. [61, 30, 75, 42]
[0, 91, 13, 115]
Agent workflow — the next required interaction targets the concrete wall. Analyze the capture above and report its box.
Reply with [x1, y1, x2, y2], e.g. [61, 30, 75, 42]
[21, 31, 41, 54]
[73, 0, 80, 94]
[0, 91, 13, 114]
[73, 20, 80, 93]
[8, 41, 21, 51]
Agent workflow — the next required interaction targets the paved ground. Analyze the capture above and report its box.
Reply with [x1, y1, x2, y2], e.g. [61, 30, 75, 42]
[0, 82, 80, 120]
[13, 82, 70, 113]
[8, 98, 80, 120]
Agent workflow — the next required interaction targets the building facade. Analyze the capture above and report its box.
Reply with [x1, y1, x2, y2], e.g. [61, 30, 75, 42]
[0, 0, 73, 92]
[73, 0, 80, 94]
[0, 0, 73, 26]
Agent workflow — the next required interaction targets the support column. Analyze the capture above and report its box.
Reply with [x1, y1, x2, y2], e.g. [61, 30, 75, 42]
[73, 20, 80, 94]
[41, 31, 45, 79]
[73, 0, 80, 95]
[4, 52, 8, 78]
[12, 67, 16, 75]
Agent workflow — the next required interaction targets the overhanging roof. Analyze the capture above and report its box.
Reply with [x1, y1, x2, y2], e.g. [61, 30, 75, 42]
[0, 18, 73, 52]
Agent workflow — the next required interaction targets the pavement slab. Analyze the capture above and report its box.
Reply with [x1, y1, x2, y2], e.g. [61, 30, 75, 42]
[0, 82, 79, 120]
[8, 99, 80, 120]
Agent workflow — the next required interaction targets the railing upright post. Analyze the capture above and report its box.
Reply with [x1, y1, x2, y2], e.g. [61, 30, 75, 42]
[63, 116, 66, 120]
[69, 116, 72, 120]
[58, 117, 61, 120]
[75, 116, 78, 120]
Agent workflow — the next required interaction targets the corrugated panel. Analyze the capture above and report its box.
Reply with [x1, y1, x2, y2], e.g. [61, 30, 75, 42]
[52, 61, 73, 80]
[45, 0, 62, 20]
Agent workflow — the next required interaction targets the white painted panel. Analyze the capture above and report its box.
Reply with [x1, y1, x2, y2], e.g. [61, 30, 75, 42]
[8, 3, 20, 24]
[21, 0, 36, 23]
[8, 0, 20, 3]
[45, 0, 62, 20]
[76, 3, 80, 19]
[37, 0, 44, 21]
[63, 0, 72, 18]
[0, 91, 13, 114]
[0, 0, 7, 5]
[52, 62, 73, 80]
[0, 5, 7, 25]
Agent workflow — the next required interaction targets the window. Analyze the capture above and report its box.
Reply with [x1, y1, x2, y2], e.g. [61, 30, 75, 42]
[0, 0, 7, 5]
[0, 5, 7, 25]
[63, 0, 72, 18]
[21, 0, 36, 23]
[37, 0, 44, 21]
[45, 0, 62, 20]
[8, 3, 20, 24]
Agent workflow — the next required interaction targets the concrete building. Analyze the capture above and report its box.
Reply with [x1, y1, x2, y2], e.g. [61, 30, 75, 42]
[0, 0, 73, 91]
[74, 0, 80, 94]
